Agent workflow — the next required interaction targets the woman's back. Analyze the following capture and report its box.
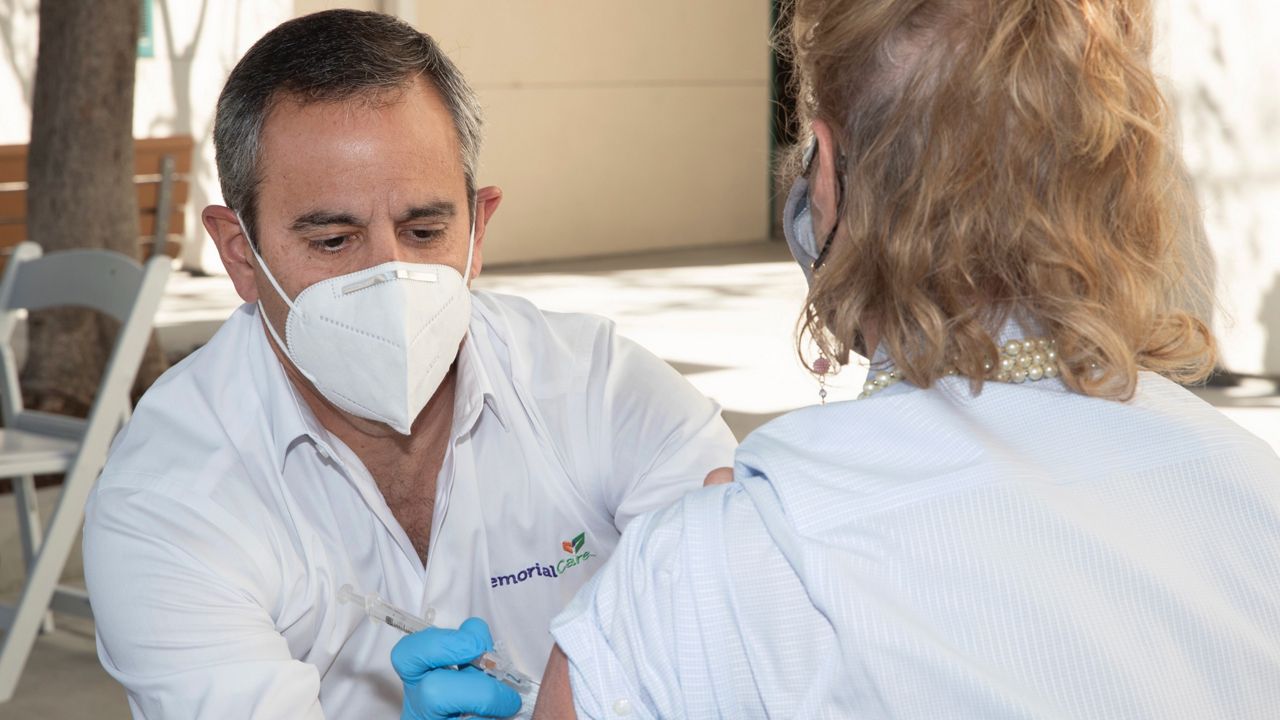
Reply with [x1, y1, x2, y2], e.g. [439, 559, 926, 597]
[551, 354, 1280, 718]
[726, 363, 1280, 717]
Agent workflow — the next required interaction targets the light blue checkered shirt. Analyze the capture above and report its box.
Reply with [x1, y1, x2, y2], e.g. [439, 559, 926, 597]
[553, 355, 1280, 718]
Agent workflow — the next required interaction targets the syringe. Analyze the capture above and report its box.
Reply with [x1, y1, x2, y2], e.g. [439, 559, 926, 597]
[337, 584, 539, 697]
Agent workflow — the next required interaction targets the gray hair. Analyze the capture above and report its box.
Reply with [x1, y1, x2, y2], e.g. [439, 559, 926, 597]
[213, 9, 483, 243]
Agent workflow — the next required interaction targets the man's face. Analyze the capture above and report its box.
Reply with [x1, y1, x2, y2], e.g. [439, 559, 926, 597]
[248, 78, 476, 332]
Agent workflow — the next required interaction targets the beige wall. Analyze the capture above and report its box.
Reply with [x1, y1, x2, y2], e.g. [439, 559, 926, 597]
[414, 1, 773, 264]
[295, 0, 380, 16]
[1, 2, 772, 269]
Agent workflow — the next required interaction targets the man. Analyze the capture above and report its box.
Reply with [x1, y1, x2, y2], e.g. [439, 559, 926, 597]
[83, 10, 735, 719]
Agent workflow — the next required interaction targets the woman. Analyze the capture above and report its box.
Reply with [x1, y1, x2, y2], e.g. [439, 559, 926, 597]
[536, 0, 1280, 717]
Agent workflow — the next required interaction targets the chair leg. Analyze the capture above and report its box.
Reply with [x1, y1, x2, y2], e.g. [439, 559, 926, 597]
[0, 464, 97, 702]
[10, 475, 55, 634]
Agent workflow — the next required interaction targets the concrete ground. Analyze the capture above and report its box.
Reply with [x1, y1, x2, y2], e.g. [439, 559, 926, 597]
[0, 240, 1276, 719]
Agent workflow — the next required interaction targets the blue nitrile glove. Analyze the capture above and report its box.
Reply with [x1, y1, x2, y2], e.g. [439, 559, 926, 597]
[392, 617, 523, 720]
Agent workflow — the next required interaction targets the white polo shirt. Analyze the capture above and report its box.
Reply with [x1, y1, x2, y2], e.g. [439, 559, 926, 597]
[83, 290, 737, 719]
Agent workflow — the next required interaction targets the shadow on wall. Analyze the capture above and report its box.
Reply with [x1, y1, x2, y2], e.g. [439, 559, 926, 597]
[1262, 274, 1280, 379]
[150, 0, 219, 272]
[1166, 0, 1280, 376]
[0, 0, 37, 120]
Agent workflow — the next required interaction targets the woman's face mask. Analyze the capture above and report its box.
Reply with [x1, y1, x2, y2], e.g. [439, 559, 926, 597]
[783, 174, 821, 285]
[783, 139, 844, 285]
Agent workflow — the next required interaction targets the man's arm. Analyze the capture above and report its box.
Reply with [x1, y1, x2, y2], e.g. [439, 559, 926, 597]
[84, 484, 324, 719]
[586, 331, 738, 531]
[532, 645, 576, 720]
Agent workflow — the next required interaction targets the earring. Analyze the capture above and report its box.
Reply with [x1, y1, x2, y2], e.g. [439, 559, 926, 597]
[813, 356, 832, 404]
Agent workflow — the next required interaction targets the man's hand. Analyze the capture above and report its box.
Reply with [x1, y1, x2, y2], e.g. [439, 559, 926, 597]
[392, 618, 522, 720]
[703, 467, 734, 486]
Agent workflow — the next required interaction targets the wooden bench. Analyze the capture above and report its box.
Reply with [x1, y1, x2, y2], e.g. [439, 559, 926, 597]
[0, 136, 194, 261]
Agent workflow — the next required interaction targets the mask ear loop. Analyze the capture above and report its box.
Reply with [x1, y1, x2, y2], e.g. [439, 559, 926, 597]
[235, 212, 317, 383]
[463, 195, 477, 284]
[801, 136, 817, 173]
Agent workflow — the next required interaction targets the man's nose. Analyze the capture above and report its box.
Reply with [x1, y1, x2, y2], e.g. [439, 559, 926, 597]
[364, 223, 407, 265]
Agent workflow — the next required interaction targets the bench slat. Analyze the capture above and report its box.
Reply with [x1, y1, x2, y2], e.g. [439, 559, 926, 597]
[0, 137, 194, 182]
[0, 182, 190, 220]
[0, 210, 185, 245]
[0, 152, 23, 185]
[0, 137, 195, 265]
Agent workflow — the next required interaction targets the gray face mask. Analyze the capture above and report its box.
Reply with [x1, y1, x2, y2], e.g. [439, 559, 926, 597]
[783, 139, 844, 286]
[783, 175, 820, 285]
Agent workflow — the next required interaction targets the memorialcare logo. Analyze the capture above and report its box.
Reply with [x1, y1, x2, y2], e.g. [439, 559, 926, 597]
[562, 532, 585, 555]
[489, 532, 595, 589]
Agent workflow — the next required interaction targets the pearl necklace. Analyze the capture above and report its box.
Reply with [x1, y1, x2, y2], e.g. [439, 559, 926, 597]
[855, 338, 1060, 400]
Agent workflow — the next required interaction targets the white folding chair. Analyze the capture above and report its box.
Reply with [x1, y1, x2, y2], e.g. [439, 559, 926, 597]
[0, 241, 170, 701]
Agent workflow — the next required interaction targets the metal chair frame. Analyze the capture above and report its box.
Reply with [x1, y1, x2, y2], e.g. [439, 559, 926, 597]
[0, 241, 170, 701]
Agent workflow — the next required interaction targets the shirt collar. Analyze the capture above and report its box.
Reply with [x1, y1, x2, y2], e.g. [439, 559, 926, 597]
[452, 324, 509, 437]
[243, 305, 334, 469]
[867, 313, 1047, 373]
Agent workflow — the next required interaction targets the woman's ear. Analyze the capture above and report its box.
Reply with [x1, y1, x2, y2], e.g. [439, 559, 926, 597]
[809, 119, 840, 240]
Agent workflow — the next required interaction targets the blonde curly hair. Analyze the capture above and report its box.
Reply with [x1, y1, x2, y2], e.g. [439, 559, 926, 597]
[782, 0, 1216, 400]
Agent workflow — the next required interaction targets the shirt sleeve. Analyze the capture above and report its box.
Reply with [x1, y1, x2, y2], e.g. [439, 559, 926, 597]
[83, 482, 325, 720]
[587, 330, 738, 532]
[550, 485, 754, 719]
[549, 500, 687, 720]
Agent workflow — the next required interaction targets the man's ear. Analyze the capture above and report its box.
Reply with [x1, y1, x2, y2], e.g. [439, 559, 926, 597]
[202, 205, 259, 303]
[809, 119, 840, 240]
[468, 185, 503, 282]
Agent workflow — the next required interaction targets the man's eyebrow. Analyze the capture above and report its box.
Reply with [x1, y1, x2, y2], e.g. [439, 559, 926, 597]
[289, 211, 363, 232]
[396, 202, 457, 223]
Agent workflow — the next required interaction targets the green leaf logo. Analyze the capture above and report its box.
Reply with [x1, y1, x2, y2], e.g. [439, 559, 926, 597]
[572, 532, 586, 554]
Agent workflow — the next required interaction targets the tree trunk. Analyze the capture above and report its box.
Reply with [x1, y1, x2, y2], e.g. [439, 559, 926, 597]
[22, 0, 167, 415]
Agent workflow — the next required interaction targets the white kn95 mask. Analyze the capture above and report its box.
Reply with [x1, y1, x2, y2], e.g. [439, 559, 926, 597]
[238, 211, 475, 434]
